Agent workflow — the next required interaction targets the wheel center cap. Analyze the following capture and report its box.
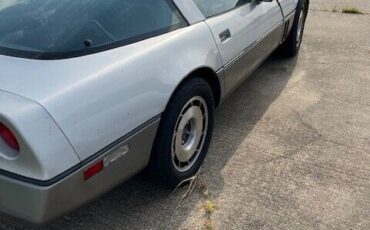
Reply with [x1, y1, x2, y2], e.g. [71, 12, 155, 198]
[181, 121, 192, 145]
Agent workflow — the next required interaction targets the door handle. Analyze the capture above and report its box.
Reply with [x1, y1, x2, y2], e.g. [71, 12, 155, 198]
[219, 29, 231, 42]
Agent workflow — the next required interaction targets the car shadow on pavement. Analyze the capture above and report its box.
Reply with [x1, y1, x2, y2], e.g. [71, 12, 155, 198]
[202, 52, 298, 206]
[0, 53, 297, 230]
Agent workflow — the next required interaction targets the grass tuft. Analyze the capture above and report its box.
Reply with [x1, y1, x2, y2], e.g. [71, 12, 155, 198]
[203, 200, 217, 215]
[172, 172, 218, 230]
[341, 7, 363, 14]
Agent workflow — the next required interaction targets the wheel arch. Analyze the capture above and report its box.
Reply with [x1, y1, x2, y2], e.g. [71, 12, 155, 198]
[167, 66, 222, 110]
[148, 66, 219, 186]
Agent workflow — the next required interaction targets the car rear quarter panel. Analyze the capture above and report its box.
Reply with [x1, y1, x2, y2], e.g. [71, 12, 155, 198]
[0, 22, 223, 160]
[0, 90, 80, 180]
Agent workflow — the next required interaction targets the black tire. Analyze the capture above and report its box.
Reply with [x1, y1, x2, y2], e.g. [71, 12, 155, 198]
[279, 0, 308, 57]
[150, 77, 214, 189]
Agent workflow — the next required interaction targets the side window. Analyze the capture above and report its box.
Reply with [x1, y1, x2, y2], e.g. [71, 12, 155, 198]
[193, 0, 253, 18]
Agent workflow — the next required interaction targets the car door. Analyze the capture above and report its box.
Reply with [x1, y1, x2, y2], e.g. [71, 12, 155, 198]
[277, 0, 299, 16]
[193, 0, 284, 95]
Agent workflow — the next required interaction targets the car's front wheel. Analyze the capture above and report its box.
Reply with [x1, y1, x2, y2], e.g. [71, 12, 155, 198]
[151, 77, 214, 189]
[279, 0, 308, 57]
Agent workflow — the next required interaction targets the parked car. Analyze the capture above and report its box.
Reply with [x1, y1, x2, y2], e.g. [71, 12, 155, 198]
[0, 0, 308, 223]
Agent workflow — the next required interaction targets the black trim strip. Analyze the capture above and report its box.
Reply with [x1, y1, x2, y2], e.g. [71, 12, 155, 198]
[223, 20, 285, 70]
[0, 0, 188, 60]
[0, 115, 161, 187]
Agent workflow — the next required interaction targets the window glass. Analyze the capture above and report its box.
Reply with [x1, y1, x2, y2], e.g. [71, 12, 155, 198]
[0, 0, 186, 59]
[193, 0, 252, 18]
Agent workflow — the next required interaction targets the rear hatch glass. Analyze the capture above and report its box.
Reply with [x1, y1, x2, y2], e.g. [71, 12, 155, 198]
[0, 0, 187, 59]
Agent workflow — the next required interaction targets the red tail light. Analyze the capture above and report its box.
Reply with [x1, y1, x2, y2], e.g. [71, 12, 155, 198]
[84, 161, 104, 180]
[0, 123, 20, 152]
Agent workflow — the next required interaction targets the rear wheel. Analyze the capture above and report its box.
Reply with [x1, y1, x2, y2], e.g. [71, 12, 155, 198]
[279, 0, 308, 57]
[151, 78, 214, 189]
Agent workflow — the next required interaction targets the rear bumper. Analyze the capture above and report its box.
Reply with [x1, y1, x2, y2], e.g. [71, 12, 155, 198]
[0, 117, 159, 223]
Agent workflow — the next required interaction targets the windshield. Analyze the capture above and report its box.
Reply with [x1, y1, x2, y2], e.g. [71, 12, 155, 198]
[0, 0, 187, 59]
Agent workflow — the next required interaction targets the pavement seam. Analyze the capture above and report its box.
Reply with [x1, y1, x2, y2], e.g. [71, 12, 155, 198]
[309, 8, 370, 15]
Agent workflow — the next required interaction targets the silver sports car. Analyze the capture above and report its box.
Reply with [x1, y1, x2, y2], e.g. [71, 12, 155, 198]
[0, 0, 308, 223]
